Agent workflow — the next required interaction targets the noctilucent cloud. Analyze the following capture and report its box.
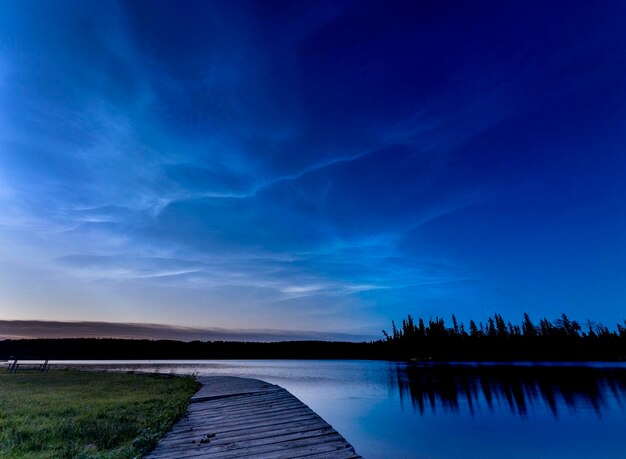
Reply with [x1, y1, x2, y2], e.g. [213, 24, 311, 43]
[0, 1, 625, 339]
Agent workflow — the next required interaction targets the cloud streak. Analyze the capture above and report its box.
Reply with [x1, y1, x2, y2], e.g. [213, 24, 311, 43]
[0, 320, 373, 342]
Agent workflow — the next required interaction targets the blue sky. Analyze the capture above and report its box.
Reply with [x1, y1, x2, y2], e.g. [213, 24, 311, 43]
[0, 0, 625, 339]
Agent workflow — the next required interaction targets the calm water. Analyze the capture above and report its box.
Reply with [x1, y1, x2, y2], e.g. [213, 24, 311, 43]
[58, 360, 626, 458]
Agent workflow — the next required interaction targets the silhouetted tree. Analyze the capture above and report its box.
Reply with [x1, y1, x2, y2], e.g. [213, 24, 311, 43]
[418, 318, 426, 337]
[487, 318, 496, 337]
[539, 318, 554, 336]
[495, 314, 507, 338]
[522, 313, 537, 337]
[469, 320, 479, 337]
[452, 314, 459, 335]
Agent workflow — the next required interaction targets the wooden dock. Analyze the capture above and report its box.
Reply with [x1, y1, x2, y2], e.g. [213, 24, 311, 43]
[146, 376, 361, 459]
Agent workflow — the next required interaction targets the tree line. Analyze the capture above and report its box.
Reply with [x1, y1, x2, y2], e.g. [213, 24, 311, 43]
[1, 312, 625, 361]
[0, 338, 386, 360]
[381, 312, 626, 361]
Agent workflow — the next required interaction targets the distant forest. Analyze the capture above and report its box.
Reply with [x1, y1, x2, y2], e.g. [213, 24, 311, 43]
[381, 312, 626, 361]
[1, 313, 625, 361]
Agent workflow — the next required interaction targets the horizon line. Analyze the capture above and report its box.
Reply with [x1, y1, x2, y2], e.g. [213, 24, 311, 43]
[0, 320, 377, 342]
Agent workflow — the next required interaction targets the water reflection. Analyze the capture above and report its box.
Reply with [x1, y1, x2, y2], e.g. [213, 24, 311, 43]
[395, 363, 626, 417]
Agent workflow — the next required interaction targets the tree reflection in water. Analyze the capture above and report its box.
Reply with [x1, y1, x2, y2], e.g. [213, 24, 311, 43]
[394, 364, 626, 417]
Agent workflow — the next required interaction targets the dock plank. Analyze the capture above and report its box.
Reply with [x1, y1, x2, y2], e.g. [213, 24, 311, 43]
[187, 398, 306, 417]
[149, 428, 338, 457]
[168, 412, 321, 436]
[157, 421, 333, 448]
[146, 376, 360, 459]
[170, 408, 320, 432]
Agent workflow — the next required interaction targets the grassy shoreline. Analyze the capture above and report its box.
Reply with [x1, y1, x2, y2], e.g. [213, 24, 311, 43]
[0, 370, 198, 458]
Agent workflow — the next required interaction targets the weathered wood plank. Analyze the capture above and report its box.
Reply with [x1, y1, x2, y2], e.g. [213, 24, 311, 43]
[146, 376, 360, 459]
[189, 391, 292, 408]
[184, 404, 313, 424]
[165, 414, 323, 441]
[190, 376, 279, 401]
[149, 435, 347, 459]
[191, 393, 296, 408]
[149, 427, 337, 457]
[188, 396, 304, 415]
[168, 412, 321, 436]
[187, 400, 306, 419]
[261, 444, 360, 459]
[176, 402, 316, 423]
[171, 407, 319, 432]
[157, 420, 332, 447]
[290, 448, 361, 459]
[190, 389, 285, 404]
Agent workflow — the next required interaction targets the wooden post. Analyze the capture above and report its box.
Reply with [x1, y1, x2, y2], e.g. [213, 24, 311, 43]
[7, 359, 18, 373]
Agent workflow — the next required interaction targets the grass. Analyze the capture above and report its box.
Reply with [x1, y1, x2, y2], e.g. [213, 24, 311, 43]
[0, 370, 199, 459]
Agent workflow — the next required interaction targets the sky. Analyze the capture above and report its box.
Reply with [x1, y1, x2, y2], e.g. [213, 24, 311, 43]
[0, 0, 625, 340]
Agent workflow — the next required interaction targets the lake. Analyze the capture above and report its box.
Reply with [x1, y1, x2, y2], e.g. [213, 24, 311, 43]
[58, 360, 626, 458]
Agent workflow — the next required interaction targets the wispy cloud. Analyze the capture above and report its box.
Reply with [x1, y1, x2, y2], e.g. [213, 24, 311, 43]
[0, 0, 625, 333]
